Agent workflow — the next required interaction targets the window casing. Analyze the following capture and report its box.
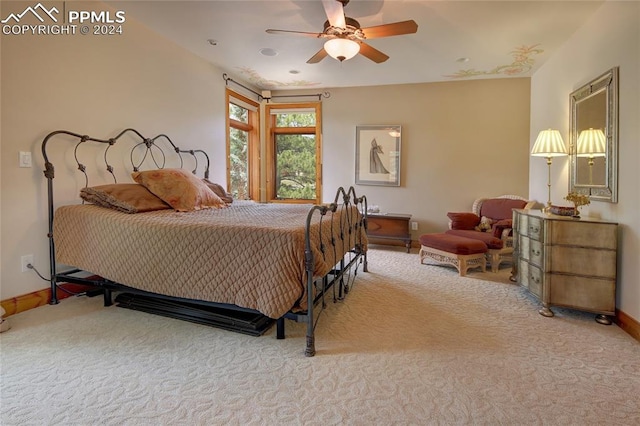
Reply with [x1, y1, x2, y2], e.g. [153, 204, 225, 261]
[265, 103, 322, 203]
[226, 89, 259, 200]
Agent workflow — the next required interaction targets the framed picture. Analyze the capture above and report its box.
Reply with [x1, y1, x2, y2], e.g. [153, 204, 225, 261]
[355, 125, 401, 186]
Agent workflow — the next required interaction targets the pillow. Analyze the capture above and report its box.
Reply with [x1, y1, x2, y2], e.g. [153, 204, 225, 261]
[132, 168, 226, 212]
[447, 212, 480, 230]
[492, 219, 513, 238]
[202, 179, 233, 204]
[80, 183, 171, 214]
[480, 198, 528, 220]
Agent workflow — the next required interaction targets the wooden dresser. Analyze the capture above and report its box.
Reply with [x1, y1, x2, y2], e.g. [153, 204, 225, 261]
[512, 209, 618, 324]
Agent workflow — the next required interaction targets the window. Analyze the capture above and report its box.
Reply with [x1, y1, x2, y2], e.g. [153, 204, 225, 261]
[226, 89, 259, 200]
[265, 103, 322, 203]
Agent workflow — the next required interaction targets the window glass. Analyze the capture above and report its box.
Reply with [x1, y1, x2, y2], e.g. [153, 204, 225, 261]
[229, 126, 249, 199]
[275, 112, 315, 127]
[275, 134, 317, 200]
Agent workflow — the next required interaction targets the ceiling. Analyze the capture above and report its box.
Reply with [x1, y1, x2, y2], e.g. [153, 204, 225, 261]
[110, 1, 604, 91]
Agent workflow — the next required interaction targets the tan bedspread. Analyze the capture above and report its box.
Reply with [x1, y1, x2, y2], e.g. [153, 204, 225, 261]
[53, 201, 366, 318]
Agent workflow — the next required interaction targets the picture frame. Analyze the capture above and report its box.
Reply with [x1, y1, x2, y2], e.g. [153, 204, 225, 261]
[355, 125, 401, 186]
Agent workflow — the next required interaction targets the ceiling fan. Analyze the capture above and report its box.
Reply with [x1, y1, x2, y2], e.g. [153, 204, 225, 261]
[266, 0, 418, 63]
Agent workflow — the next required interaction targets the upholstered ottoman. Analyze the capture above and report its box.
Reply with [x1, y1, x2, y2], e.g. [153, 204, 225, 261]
[445, 229, 508, 272]
[419, 233, 487, 276]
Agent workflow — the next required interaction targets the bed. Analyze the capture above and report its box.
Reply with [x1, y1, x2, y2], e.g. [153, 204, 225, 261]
[42, 129, 368, 356]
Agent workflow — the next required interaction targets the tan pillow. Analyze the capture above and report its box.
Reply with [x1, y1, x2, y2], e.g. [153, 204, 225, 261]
[202, 179, 233, 204]
[80, 183, 171, 213]
[132, 168, 226, 212]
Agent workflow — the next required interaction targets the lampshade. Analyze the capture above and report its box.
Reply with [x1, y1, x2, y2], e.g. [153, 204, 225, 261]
[324, 38, 360, 62]
[577, 128, 606, 158]
[531, 129, 568, 157]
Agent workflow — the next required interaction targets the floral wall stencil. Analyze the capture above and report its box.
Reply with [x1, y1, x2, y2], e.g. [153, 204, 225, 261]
[237, 67, 320, 89]
[445, 44, 544, 79]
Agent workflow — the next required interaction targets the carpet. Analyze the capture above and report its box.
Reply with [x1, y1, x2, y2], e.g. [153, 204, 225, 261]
[1, 247, 639, 425]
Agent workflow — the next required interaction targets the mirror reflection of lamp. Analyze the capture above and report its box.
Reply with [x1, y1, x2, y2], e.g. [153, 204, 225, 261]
[577, 128, 606, 184]
[531, 129, 568, 212]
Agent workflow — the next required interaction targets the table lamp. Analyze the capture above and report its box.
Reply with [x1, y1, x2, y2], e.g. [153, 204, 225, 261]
[531, 129, 568, 212]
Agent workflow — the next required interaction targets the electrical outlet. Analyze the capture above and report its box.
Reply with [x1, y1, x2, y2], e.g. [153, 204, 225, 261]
[21, 254, 33, 272]
[411, 221, 418, 231]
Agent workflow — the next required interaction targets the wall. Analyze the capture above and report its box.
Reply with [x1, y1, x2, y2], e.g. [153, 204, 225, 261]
[530, 1, 639, 321]
[1, 1, 228, 301]
[316, 78, 531, 234]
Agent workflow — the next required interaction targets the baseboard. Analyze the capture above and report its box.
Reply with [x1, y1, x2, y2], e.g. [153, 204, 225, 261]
[615, 309, 640, 343]
[0, 284, 96, 317]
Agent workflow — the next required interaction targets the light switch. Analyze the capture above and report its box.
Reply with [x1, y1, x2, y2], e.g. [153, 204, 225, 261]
[19, 151, 32, 168]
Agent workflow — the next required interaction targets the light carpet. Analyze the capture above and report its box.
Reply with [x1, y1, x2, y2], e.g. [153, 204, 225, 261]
[1, 247, 639, 425]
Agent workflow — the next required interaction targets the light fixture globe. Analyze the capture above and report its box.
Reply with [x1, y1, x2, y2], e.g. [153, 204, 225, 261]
[324, 38, 360, 62]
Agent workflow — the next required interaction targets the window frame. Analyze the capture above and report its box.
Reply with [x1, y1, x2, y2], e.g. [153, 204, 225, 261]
[265, 102, 322, 204]
[226, 89, 260, 201]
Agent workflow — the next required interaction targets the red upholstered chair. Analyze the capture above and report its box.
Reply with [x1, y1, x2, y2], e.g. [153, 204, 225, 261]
[447, 195, 536, 271]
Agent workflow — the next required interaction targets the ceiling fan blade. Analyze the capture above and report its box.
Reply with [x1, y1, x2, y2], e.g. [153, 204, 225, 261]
[358, 42, 389, 63]
[266, 29, 323, 38]
[307, 47, 328, 64]
[322, 0, 346, 28]
[362, 20, 418, 39]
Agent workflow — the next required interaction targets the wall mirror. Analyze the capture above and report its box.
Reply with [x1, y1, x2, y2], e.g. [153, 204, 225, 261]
[569, 66, 618, 202]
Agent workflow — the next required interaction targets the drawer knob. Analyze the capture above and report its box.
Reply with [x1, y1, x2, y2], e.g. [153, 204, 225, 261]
[532, 249, 541, 256]
[530, 275, 540, 284]
[529, 226, 539, 233]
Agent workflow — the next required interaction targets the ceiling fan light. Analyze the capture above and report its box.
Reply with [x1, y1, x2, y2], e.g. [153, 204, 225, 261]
[324, 38, 360, 62]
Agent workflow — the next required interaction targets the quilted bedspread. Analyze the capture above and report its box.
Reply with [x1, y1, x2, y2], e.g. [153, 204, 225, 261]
[53, 201, 367, 318]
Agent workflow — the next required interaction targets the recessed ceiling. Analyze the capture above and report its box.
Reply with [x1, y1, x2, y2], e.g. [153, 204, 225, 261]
[110, 1, 604, 90]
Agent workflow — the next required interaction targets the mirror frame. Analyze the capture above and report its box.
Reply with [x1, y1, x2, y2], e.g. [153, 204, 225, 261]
[569, 67, 619, 203]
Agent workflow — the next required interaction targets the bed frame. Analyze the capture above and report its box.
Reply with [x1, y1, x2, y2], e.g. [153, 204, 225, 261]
[41, 128, 368, 356]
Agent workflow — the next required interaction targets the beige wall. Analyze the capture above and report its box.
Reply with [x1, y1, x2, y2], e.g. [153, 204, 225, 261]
[1, 1, 228, 300]
[318, 78, 531, 234]
[530, 1, 639, 321]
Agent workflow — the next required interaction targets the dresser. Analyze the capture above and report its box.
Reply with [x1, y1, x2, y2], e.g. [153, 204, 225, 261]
[366, 213, 412, 252]
[512, 209, 618, 324]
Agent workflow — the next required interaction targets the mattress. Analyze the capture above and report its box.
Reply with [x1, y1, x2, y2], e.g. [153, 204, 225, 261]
[53, 200, 366, 318]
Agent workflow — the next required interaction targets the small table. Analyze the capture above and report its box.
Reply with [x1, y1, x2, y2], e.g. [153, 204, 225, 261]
[366, 213, 412, 252]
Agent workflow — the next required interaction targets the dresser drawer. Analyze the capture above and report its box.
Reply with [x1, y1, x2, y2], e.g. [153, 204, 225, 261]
[518, 260, 543, 298]
[516, 212, 527, 234]
[549, 246, 617, 279]
[519, 236, 530, 261]
[529, 239, 543, 267]
[527, 216, 544, 241]
[527, 264, 543, 298]
[550, 221, 617, 250]
[549, 275, 616, 314]
[518, 260, 529, 290]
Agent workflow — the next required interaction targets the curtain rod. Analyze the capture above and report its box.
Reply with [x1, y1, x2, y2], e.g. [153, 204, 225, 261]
[222, 73, 330, 102]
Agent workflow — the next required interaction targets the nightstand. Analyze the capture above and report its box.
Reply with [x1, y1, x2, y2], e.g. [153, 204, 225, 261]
[366, 213, 412, 252]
